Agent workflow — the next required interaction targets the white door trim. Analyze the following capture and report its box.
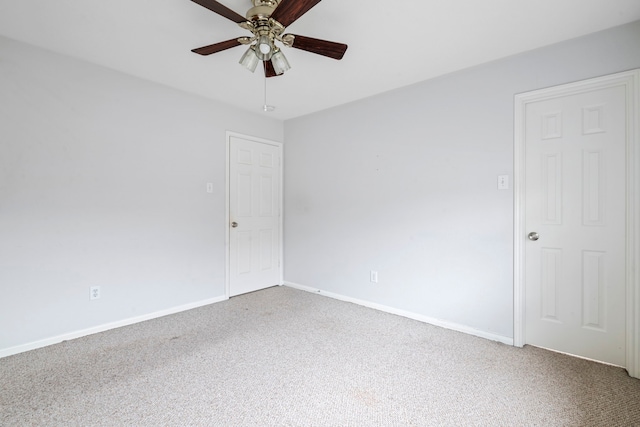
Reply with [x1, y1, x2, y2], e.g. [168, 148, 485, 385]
[513, 70, 640, 378]
[225, 131, 284, 298]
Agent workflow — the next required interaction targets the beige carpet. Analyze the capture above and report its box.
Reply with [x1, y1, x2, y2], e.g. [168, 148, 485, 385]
[1, 286, 639, 426]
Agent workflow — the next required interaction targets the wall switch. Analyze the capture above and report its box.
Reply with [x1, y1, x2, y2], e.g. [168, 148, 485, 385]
[370, 271, 378, 283]
[90, 286, 101, 300]
[497, 175, 509, 190]
[206, 183, 214, 193]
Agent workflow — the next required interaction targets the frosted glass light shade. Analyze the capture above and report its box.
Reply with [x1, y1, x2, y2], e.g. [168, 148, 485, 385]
[239, 46, 259, 72]
[271, 50, 291, 75]
[255, 35, 273, 61]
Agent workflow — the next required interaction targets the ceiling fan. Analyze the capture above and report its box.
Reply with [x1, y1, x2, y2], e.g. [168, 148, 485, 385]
[190, 0, 348, 77]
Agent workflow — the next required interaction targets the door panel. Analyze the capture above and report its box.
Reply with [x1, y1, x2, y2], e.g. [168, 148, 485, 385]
[229, 135, 281, 297]
[524, 85, 627, 366]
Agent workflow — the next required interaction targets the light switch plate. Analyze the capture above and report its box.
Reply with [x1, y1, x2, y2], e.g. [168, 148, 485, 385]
[498, 175, 509, 190]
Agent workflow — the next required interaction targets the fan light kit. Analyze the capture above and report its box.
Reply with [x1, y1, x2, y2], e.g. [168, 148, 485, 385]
[190, 0, 348, 77]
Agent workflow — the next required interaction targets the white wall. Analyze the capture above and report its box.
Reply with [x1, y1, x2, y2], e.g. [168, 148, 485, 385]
[283, 21, 640, 342]
[0, 36, 283, 355]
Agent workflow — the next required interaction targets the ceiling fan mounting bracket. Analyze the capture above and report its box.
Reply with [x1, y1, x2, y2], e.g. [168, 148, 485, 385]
[281, 34, 295, 47]
[237, 36, 255, 45]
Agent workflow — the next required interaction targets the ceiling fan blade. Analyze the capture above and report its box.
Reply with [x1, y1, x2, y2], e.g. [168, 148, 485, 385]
[192, 38, 242, 55]
[270, 0, 321, 27]
[289, 34, 348, 60]
[190, 0, 246, 23]
[264, 60, 280, 78]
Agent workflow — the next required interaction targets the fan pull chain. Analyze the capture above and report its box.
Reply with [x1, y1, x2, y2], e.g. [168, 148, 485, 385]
[263, 61, 275, 112]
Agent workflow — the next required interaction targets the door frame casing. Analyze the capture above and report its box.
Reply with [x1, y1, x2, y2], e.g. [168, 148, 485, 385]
[225, 131, 284, 298]
[513, 70, 640, 378]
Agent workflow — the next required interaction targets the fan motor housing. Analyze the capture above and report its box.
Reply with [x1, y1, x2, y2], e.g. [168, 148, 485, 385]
[247, 0, 280, 20]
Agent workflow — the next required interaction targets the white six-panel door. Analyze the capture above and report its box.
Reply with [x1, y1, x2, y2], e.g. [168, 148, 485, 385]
[227, 133, 282, 297]
[524, 85, 627, 366]
[514, 70, 640, 378]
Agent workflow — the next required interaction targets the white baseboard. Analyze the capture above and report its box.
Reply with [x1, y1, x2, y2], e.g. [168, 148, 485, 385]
[2, 285, 514, 359]
[284, 281, 514, 346]
[0, 295, 228, 359]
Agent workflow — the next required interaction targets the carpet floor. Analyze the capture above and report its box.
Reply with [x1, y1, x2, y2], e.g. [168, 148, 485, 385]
[1, 285, 639, 426]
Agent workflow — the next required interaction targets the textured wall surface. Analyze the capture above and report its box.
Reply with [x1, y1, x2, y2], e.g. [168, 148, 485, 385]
[283, 21, 640, 341]
[0, 36, 283, 354]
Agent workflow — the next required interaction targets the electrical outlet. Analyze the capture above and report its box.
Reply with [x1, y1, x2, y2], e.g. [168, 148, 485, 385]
[370, 271, 378, 283]
[90, 286, 101, 300]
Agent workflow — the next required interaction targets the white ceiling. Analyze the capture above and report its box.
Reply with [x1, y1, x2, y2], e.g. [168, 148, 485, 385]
[1, 0, 639, 120]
